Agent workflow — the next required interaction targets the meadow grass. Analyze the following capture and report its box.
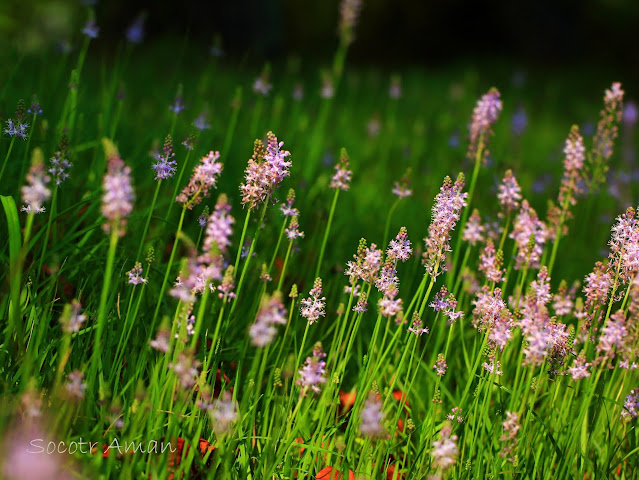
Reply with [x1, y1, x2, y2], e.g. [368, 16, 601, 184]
[0, 4, 638, 480]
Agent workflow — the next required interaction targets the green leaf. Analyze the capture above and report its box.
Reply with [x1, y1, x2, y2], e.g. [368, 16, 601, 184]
[1, 195, 21, 267]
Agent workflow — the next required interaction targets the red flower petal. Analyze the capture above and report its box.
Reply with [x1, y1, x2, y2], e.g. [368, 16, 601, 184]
[316, 466, 355, 480]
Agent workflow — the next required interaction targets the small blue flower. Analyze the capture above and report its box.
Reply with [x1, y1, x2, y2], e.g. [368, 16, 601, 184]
[151, 156, 177, 180]
[126, 16, 145, 44]
[194, 112, 210, 131]
[82, 20, 100, 39]
[169, 97, 185, 115]
[28, 102, 43, 116]
[511, 105, 527, 137]
[4, 119, 29, 140]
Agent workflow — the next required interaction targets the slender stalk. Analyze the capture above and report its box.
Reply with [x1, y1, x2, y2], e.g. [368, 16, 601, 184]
[547, 200, 570, 275]
[449, 136, 484, 287]
[276, 241, 293, 292]
[166, 147, 194, 221]
[136, 180, 162, 262]
[0, 137, 16, 186]
[88, 226, 119, 390]
[234, 209, 251, 276]
[36, 185, 57, 281]
[382, 199, 400, 247]
[8, 213, 34, 351]
[314, 189, 339, 279]
[150, 207, 186, 332]
[222, 87, 242, 159]
[18, 113, 38, 183]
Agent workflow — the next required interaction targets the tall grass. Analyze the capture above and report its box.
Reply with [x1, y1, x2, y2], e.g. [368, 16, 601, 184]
[0, 3, 638, 480]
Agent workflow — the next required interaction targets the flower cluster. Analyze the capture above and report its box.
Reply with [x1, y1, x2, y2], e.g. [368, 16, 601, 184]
[203, 194, 235, 254]
[360, 394, 385, 438]
[66, 371, 87, 399]
[170, 254, 220, 303]
[211, 392, 238, 435]
[218, 266, 236, 300]
[253, 73, 272, 96]
[389, 75, 402, 99]
[386, 227, 412, 263]
[321, 73, 335, 99]
[586, 82, 624, 190]
[608, 206, 639, 283]
[329, 149, 353, 191]
[126, 262, 147, 285]
[552, 281, 575, 317]
[478, 239, 504, 283]
[472, 287, 512, 350]
[408, 313, 429, 336]
[446, 407, 464, 423]
[558, 125, 586, 213]
[21, 152, 51, 214]
[280, 189, 299, 217]
[150, 327, 171, 353]
[430, 286, 463, 324]
[152, 134, 177, 180]
[346, 239, 383, 284]
[377, 286, 403, 319]
[168, 95, 185, 114]
[60, 300, 87, 334]
[48, 135, 72, 186]
[339, 0, 362, 44]
[392, 177, 413, 199]
[510, 200, 548, 270]
[297, 343, 327, 395]
[483, 358, 503, 376]
[518, 270, 572, 369]
[497, 169, 522, 216]
[126, 14, 146, 44]
[499, 411, 520, 462]
[285, 215, 304, 241]
[101, 140, 134, 236]
[171, 196, 235, 302]
[300, 278, 326, 324]
[594, 82, 624, 163]
[431, 423, 458, 470]
[82, 19, 99, 38]
[468, 88, 502, 162]
[422, 174, 468, 278]
[621, 388, 639, 421]
[194, 111, 211, 131]
[375, 261, 398, 295]
[4, 118, 29, 139]
[463, 209, 484, 246]
[433, 353, 447, 376]
[176, 151, 223, 209]
[170, 352, 201, 390]
[597, 310, 627, 360]
[582, 261, 612, 327]
[353, 291, 368, 313]
[240, 133, 292, 209]
[567, 354, 591, 380]
[249, 292, 287, 347]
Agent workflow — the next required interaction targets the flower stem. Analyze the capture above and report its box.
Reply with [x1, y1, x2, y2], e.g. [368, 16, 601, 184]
[36, 185, 57, 281]
[276, 241, 294, 292]
[315, 189, 339, 279]
[166, 149, 193, 221]
[0, 137, 16, 187]
[8, 213, 34, 352]
[136, 179, 162, 262]
[150, 206, 186, 332]
[88, 226, 119, 390]
[449, 136, 484, 287]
